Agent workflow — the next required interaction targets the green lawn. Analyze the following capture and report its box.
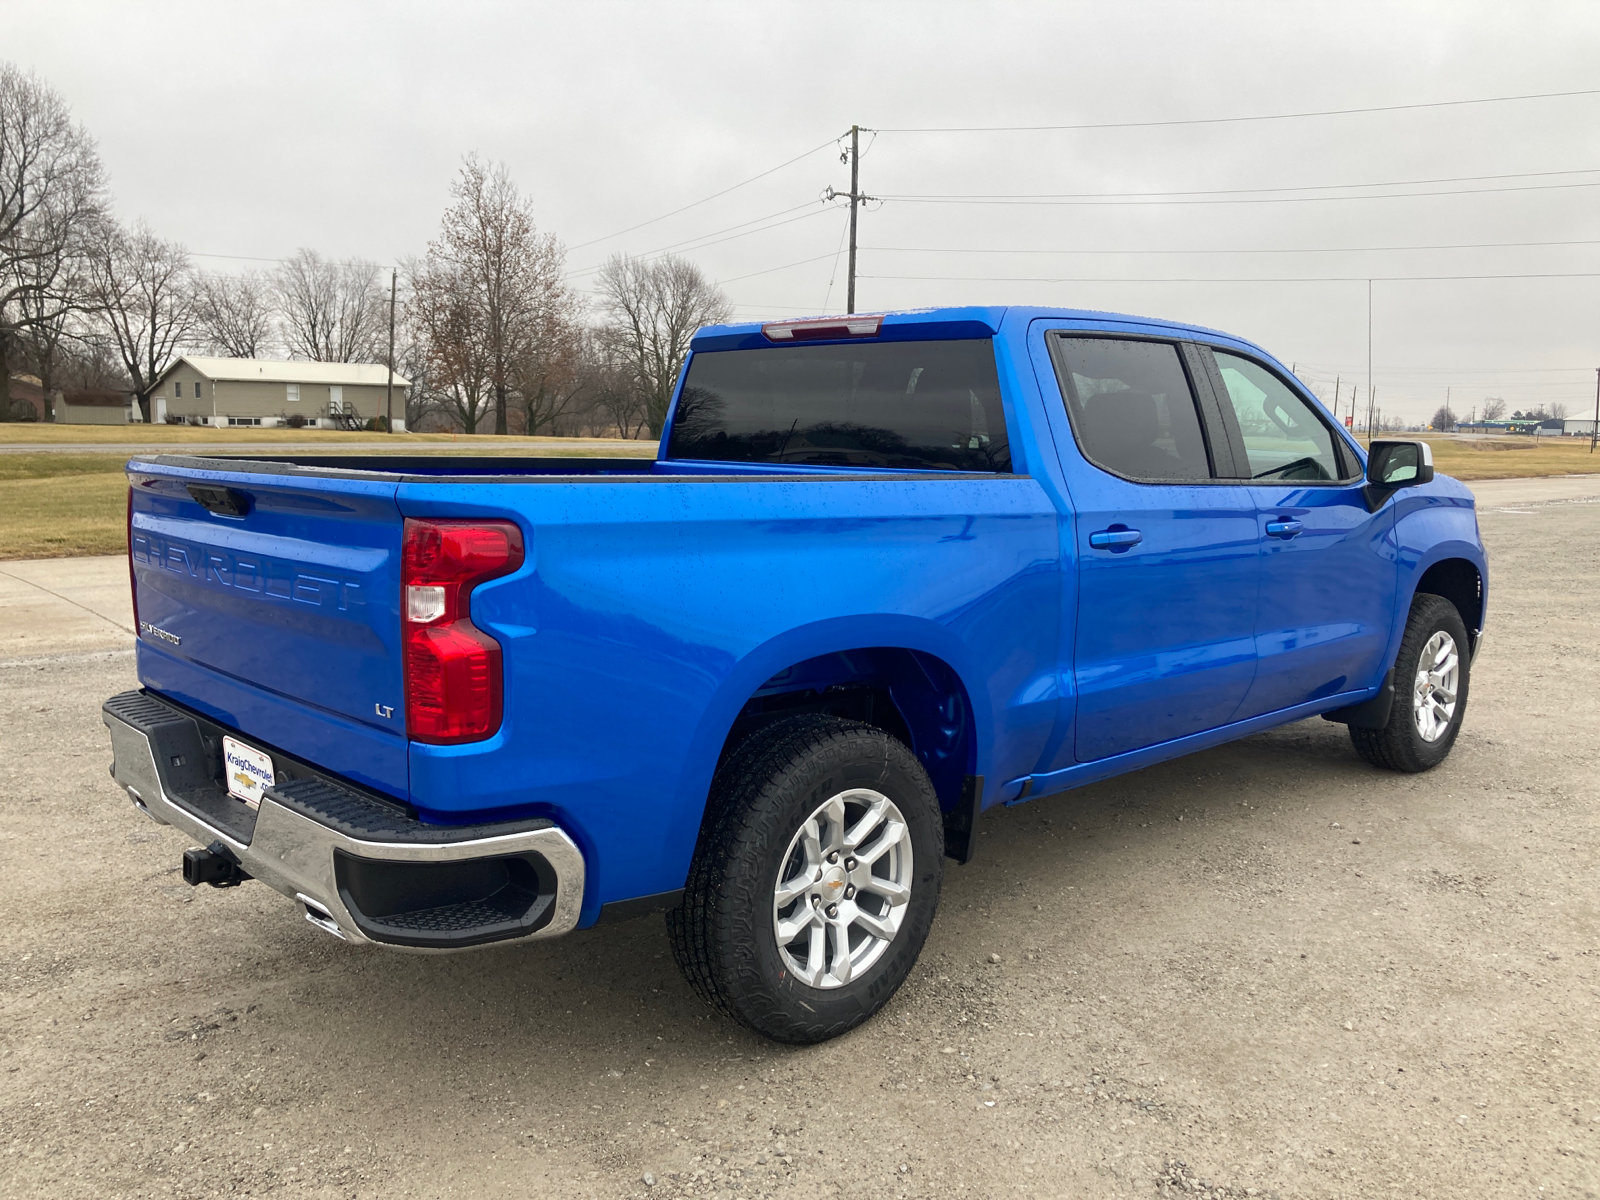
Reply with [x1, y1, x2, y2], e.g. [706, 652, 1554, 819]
[2, 432, 1593, 560]
[0, 437, 654, 560]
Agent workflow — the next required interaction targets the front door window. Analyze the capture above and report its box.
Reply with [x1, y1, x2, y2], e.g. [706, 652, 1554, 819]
[1211, 352, 1344, 482]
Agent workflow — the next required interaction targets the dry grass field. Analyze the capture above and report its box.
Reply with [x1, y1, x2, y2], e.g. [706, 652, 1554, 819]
[0, 426, 1593, 559]
[0, 428, 653, 559]
[1394, 434, 1600, 481]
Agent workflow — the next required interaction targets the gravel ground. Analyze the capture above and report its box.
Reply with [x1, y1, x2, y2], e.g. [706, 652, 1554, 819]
[3, 491, 1597, 1199]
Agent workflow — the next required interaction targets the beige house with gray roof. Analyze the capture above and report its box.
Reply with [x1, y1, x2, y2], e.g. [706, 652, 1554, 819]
[152, 357, 410, 430]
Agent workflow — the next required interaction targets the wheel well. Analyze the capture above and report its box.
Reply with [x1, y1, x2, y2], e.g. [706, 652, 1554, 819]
[718, 648, 975, 812]
[1415, 558, 1483, 641]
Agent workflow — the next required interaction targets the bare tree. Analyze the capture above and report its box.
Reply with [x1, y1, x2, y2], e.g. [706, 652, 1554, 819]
[274, 249, 384, 362]
[511, 311, 588, 436]
[0, 63, 106, 419]
[195, 270, 275, 358]
[1430, 405, 1457, 432]
[1549, 401, 1569, 420]
[425, 156, 575, 435]
[1480, 398, 1507, 422]
[406, 257, 493, 434]
[88, 220, 195, 422]
[13, 231, 94, 403]
[595, 252, 731, 438]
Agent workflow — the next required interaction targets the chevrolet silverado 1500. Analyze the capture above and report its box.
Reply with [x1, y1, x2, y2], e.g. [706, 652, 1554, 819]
[104, 306, 1486, 1043]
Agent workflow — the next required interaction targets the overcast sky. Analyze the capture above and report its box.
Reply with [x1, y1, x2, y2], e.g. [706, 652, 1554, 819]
[10, 0, 1600, 423]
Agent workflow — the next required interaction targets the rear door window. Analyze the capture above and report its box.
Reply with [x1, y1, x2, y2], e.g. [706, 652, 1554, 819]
[1049, 336, 1214, 481]
[1210, 351, 1345, 482]
[667, 338, 1010, 472]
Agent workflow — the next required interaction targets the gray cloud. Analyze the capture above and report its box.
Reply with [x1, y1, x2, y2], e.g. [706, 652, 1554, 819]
[11, 0, 1600, 422]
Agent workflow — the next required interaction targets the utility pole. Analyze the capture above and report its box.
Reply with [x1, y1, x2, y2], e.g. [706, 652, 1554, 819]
[1366, 278, 1373, 437]
[1333, 375, 1341, 424]
[384, 268, 397, 434]
[1591, 367, 1598, 453]
[824, 126, 873, 314]
[847, 124, 859, 315]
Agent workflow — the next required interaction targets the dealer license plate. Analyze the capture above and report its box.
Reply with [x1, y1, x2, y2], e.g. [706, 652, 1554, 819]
[222, 736, 275, 809]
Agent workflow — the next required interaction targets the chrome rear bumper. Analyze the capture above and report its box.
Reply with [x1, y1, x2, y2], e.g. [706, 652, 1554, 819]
[103, 690, 585, 951]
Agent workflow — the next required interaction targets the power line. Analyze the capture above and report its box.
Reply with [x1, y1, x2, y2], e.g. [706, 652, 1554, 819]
[566, 135, 841, 251]
[873, 87, 1600, 133]
[564, 202, 829, 279]
[715, 251, 842, 286]
[860, 271, 1600, 283]
[876, 179, 1600, 207]
[863, 237, 1600, 257]
[876, 166, 1600, 202]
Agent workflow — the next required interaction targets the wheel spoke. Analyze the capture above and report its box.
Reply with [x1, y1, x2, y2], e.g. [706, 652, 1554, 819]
[818, 794, 847, 855]
[826, 920, 853, 984]
[774, 871, 811, 907]
[859, 875, 910, 905]
[856, 819, 907, 865]
[798, 818, 824, 873]
[843, 795, 890, 851]
[776, 908, 816, 946]
[804, 923, 827, 981]
[853, 909, 897, 941]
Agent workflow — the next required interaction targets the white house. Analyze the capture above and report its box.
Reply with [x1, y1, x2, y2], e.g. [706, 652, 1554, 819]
[151, 357, 410, 430]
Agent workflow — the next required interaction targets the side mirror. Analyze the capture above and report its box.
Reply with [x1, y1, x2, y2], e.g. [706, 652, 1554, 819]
[1366, 439, 1434, 488]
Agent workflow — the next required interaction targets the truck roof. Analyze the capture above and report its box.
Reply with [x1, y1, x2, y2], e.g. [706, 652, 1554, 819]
[690, 304, 1262, 356]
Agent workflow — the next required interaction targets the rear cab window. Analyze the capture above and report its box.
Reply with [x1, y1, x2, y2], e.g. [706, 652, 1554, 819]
[1047, 335, 1216, 482]
[666, 339, 1012, 472]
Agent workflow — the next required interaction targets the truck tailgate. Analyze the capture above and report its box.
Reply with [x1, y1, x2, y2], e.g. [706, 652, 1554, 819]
[128, 460, 407, 797]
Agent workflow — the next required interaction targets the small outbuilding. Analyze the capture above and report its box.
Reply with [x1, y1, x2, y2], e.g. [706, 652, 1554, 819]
[150, 357, 410, 430]
[55, 389, 136, 424]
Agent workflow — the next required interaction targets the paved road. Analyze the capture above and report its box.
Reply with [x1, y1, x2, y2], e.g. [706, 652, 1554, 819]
[3, 474, 1597, 1199]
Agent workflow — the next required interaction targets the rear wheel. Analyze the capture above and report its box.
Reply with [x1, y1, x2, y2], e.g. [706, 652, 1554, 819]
[1349, 592, 1471, 772]
[667, 714, 943, 1044]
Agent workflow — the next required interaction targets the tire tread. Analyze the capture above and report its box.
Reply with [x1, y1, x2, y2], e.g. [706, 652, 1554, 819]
[666, 714, 942, 1043]
[1348, 592, 1470, 773]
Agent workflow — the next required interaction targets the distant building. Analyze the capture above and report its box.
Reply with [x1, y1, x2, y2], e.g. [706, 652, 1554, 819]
[55, 388, 136, 424]
[1564, 417, 1597, 437]
[150, 357, 410, 430]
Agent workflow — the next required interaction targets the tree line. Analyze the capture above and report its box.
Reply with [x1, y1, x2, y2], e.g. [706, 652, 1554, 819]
[0, 62, 731, 435]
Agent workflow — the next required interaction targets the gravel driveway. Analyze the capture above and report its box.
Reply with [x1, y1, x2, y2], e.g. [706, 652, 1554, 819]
[3, 483, 1596, 1199]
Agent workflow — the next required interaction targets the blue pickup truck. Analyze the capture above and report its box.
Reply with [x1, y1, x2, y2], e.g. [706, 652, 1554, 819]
[105, 305, 1486, 1043]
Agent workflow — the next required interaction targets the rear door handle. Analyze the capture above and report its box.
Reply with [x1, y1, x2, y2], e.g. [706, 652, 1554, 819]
[1088, 528, 1143, 550]
[1265, 518, 1303, 538]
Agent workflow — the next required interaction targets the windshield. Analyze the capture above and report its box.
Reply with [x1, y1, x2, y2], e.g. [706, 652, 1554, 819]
[666, 338, 1011, 472]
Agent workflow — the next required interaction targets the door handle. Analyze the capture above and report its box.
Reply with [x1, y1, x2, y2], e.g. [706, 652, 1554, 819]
[1089, 528, 1143, 550]
[1265, 518, 1304, 538]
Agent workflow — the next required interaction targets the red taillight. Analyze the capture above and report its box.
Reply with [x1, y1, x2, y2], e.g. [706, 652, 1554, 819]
[127, 485, 139, 634]
[401, 519, 524, 744]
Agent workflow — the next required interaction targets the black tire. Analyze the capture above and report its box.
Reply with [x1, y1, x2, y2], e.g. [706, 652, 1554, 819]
[666, 714, 944, 1044]
[1349, 592, 1471, 772]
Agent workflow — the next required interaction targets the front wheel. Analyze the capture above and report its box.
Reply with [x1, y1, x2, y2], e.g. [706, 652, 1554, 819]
[667, 715, 944, 1044]
[1349, 592, 1471, 772]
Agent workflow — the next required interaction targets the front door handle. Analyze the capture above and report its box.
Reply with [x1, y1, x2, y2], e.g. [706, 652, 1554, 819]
[1089, 527, 1143, 550]
[1265, 517, 1304, 538]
